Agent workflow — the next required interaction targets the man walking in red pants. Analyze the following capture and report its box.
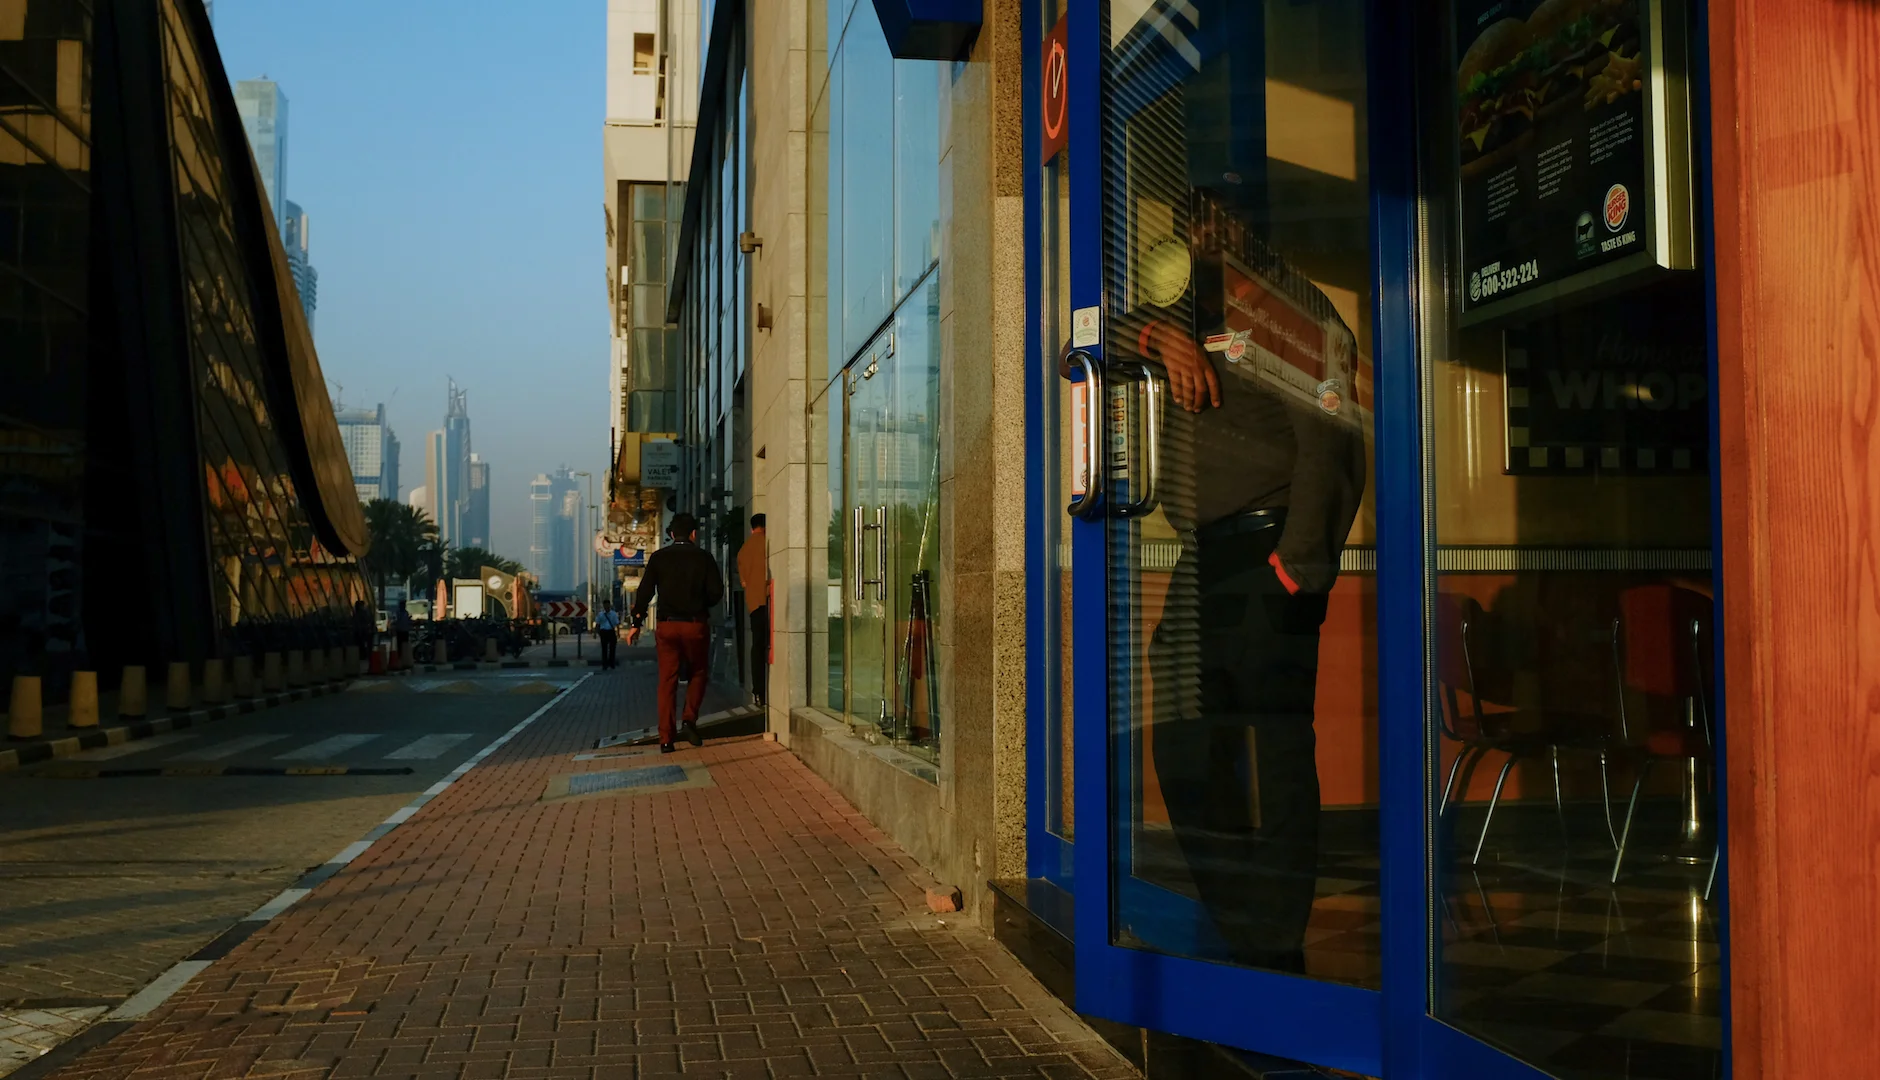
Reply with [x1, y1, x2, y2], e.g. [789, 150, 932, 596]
[627, 513, 724, 753]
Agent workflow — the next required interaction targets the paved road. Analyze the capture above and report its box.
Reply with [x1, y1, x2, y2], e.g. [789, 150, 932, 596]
[0, 672, 579, 1009]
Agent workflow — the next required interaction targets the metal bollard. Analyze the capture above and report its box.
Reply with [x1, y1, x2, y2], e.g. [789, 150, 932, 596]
[329, 646, 345, 680]
[202, 659, 227, 704]
[484, 636, 498, 662]
[233, 655, 255, 698]
[399, 638, 414, 670]
[119, 666, 148, 717]
[7, 675, 43, 739]
[344, 645, 359, 675]
[435, 638, 448, 665]
[307, 649, 325, 683]
[263, 652, 285, 692]
[68, 671, 99, 728]
[286, 650, 306, 687]
[166, 661, 192, 710]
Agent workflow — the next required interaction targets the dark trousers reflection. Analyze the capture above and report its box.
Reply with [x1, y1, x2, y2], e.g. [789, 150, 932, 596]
[1151, 520, 1327, 972]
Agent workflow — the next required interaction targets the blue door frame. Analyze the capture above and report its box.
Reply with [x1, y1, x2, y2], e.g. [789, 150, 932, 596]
[1018, 0, 1657, 1076]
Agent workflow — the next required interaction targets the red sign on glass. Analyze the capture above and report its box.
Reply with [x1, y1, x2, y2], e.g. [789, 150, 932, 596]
[1041, 14, 1068, 165]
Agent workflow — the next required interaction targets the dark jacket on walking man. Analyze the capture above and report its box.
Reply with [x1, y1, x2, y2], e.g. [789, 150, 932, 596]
[737, 513, 769, 707]
[629, 513, 724, 752]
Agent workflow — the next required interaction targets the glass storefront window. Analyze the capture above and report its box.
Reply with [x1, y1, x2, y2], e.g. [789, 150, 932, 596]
[894, 60, 940, 297]
[839, 0, 894, 365]
[1420, 3, 1722, 1075]
[1101, 0, 1380, 985]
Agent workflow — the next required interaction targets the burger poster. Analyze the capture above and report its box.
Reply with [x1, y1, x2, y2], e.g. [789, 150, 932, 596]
[1455, 0, 1686, 320]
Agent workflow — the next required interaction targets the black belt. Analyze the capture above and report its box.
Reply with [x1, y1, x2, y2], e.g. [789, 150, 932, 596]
[1196, 508, 1287, 545]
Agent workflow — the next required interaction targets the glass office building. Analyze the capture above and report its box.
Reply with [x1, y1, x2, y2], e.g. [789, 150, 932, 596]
[1, 0, 368, 688]
[668, 1, 1876, 1075]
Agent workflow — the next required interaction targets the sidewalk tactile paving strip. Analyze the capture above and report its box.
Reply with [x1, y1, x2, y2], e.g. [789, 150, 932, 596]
[46, 669, 1140, 1079]
[566, 765, 687, 794]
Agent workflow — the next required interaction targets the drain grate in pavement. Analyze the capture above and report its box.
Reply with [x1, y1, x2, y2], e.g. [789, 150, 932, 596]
[567, 766, 686, 795]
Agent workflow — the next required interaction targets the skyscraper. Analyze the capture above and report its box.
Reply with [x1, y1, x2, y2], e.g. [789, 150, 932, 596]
[466, 455, 491, 550]
[283, 200, 317, 330]
[383, 430, 401, 502]
[334, 403, 398, 502]
[233, 80, 288, 229]
[443, 380, 471, 544]
[423, 430, 448, 537]
[529, 468, 580, 590]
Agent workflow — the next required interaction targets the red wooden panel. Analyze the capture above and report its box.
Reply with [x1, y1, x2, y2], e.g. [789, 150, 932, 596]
[1710, 0, 1880, 1073]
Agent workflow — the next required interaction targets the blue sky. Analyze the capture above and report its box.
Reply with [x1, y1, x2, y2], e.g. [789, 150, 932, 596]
[212, 0, 610, 561]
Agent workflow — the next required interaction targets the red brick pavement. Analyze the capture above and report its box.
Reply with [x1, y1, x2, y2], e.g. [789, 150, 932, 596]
[49, 670, 1137, 1079]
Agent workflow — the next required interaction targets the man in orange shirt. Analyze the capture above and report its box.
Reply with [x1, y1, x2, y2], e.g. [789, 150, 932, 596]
[736, 514, 768, 708]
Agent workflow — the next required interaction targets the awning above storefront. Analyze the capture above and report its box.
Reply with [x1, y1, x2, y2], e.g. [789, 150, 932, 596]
[871, 0, 981, 60]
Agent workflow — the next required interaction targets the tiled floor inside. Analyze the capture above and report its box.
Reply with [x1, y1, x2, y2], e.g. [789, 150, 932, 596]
[1437, 813, 1721, 1080]
[1120, 801, 1720, 1079]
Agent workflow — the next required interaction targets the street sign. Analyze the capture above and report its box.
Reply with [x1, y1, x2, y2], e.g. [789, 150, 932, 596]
[540, 600, 589, 619]
[642, 441, 680, 488]
[612, 547, 646, 568]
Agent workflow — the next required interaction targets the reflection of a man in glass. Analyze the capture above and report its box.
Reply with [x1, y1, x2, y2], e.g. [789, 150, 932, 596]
[1135, 190, 1366, 973]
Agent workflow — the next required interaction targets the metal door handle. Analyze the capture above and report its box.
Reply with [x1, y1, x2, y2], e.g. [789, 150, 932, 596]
[1066, 349, 1105, 519]
[1116, 363, 1164, 517]
[868, 505, 887, 600]
[852, 504, 865, 604]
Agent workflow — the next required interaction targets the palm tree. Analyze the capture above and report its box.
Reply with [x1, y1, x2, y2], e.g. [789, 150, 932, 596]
[446, 547, 526, 582]
[360, 499, 437, 607]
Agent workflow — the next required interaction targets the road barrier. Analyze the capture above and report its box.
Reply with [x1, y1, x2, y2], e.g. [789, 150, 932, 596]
[69, 671, 99, 728]
[7, 675, 42, 739]
[120, 666, 148, 717]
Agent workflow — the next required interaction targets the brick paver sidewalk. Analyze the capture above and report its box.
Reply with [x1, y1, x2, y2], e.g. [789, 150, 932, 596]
[50, 670, 1137, 1079]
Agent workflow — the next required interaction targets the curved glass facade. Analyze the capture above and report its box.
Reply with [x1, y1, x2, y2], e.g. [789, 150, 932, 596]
[0, 0, 364, 693]
[159, 0, 365, 643]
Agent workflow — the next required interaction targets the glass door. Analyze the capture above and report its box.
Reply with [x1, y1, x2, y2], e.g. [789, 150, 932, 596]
[843, 335, 893, 736]
[840, 298, 944, 759]
[1066, 0, 1385, 1070]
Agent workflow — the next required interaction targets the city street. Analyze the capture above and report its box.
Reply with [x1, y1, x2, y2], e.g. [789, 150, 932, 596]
[1, 668, 1134, 1079]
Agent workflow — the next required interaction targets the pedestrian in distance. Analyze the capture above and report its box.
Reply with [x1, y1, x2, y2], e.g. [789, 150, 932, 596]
[351, 599, 376, 659]
[594, 600, 622, 669]
[628, 512, 724, 753]
[737, 513, 769, 708]
[393, 600, 413, 660]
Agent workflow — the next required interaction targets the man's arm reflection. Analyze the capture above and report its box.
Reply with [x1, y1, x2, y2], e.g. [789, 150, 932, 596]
[1136, 231, 1366, 974]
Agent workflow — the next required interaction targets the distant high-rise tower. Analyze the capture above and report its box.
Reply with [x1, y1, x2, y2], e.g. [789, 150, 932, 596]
[233, 80, 288, 229]
[529, 468, 580, 590]
[424, 430, 448, 537]
[443, 381, 471, 544]
[283, 200, 317, 330]
[335, 403, 398, 502]
[466, 455, 491, 550]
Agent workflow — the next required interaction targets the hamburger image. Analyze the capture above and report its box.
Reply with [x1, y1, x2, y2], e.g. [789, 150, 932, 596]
[1458, 0, 1643, 178]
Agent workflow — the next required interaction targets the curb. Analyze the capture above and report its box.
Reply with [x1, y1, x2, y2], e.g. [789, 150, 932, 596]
[0, 681, 354, 775]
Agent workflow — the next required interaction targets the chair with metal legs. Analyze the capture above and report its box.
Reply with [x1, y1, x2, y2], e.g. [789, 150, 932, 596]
[1435, 594, 1584, 865]
[1608, 584, 1719, 896]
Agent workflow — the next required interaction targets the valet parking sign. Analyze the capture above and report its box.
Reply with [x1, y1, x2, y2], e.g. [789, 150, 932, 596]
[1455, 0, 1655, 317]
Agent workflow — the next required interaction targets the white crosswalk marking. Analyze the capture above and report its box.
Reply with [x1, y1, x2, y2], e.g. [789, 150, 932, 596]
[78, 731, 202, 760]
[275, 734, 380, 761]
[171, 734, 289, 761]
[385, 734, 472, 760]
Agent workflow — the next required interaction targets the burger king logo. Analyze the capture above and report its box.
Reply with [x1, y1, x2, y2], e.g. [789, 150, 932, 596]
[1604, 184, 1630, 232]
